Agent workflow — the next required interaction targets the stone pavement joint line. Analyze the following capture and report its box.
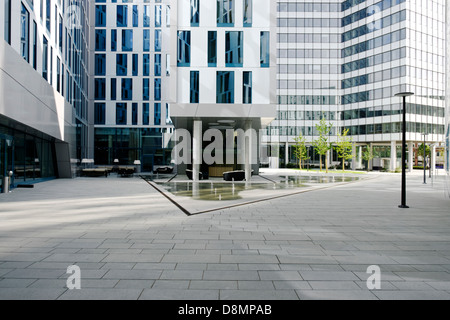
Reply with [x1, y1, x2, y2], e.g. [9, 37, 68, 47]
[0, 173, 449, 300]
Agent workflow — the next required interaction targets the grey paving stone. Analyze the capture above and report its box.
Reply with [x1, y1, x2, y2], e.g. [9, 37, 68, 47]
[114, 280, 155, 289]
[0, 278, 37, 288]
[103, 269, 162, 280]
[160, 270, 203, 280]
[3, 268, 66, 279]
[238, 281, 275, 290]
[220, 289, 299, 300]
[296, 290, 378, 300]
[308, 281, 360, 290]
[139, 289, 219, 300]
[58, 288, 143, 300]
[299, 271, 359, 281]
[395, 272, 450, 282]
[373, 290, 450, 300]
[190, 281, 238, 290]
[273, 281, 311, 290]
[258, 271, 302, 281]
[0, 288, 66, 300]
[203, 271, 260, 281]
[152, 280, 190, 289]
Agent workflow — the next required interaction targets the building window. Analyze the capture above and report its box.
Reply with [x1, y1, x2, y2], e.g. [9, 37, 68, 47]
[217, 0, 234, 26]
[116, 103, 127, 125]
[243, 0, 252, 27]
[225, 31, 243, 67]
[95, 29, 106, 51]
[111, 78, 117, 101]
[143, 54, 150, 76]
[42, 36, 48, 80]
[95, 5, 106, 27]
[217, 71, 234, 104]
[155, 54, 161, 76]
[190, 71, 199, 104]
[260, 31, 270, 68]
[132, 54, 138, 76]
[32, 21, 37, 69]
[191, 0, 200, 26]
[166, 104, 172, 125]
[154, 79, 161, 101]
[143, 78, 150, 101]
[58, 14, 63, 52]
[243, 71, 252, 104]
[143, 103, 150, 125]
[155, 5, 162, 27]
[208, 31, 217, 67]
[154, 103, 161, 125]
[20, 3, 30, 62]
[111, 29, 117, 51]
[143, 5, 150, 27]
[46, 0, 50, 32]
[95, 78, 106, 100]
[155, 29, 162, 52]
[4, 0, 11, 44]
[95, 54, 106, 76]
[122, 29, 133, 51]
[143, 30, 150, 52]
[94, 103, 106, 125]
[122, 78, 133, 101]
[132, 5, 138, 27]
[117, 5, 128, 27]
[56, 57, 61, 93]
[116, 54, 128, 76]
[132, 103, 138, 125]
[177, 31, 191, 67]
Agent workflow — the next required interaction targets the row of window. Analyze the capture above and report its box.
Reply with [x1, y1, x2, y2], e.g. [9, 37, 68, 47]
[278, 18, 340, 28]
[275, 103, 445, 122]
[342, 0, 406, 27]
[268, 122, 445, 137]
[95, 102, 166, 126]
[342, 28, 406, 58]
[189, 71, 253, 105]
[95, 4, 166, 28]
[342, 66, 406, 90]
[95, 29, 162, 52]
[94, 78, 161, 102]
[278, 49, 340, 60]
[278, 80, 340, 90]
[277, 33, 340, 44]
[177, 30, 270, 68]
[95, 53, 165, 77]
[278, 64, 340, 75]
[342, 47, 406, 74]
[342, 10, 406, 43]
[277, 2, 341, 13]
[277, 96, 338, 106]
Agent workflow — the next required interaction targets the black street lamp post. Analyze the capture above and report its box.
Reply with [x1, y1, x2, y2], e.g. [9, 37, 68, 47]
[395, 92, 414, 209]
[423, 133, 427, 184]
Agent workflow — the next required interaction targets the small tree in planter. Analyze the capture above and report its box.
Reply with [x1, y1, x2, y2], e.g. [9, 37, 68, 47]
[312, 118, 333, 173]
[362, 145, 376, 172]
[335, 128, 353, 172]
[293, 134, 309, 170]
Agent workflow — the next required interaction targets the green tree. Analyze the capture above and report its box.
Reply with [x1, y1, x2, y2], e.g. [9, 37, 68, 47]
[335, 128, 353, 172]
[362, 145, 377, 172]
[312, 118, 333, 173]
[293, 134, 309, 170]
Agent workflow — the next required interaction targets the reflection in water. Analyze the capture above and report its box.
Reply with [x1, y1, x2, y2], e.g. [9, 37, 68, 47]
[156, 175, 362, 201]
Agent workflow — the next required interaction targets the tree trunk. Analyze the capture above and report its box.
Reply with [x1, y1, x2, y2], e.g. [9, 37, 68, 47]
[342, 158, 345, 172]
[326, 156, 329, 174]
[319, 156, 322, 172]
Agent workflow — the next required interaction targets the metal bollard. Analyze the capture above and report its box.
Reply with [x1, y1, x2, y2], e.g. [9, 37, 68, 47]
[2, 172, 12, 193]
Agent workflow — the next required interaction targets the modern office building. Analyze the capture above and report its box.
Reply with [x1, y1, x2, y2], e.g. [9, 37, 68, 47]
[170, 0, 277, 180]
[265, 0, 447, 172]
[92, 0, 174, 172]
[1, 0, 448, 192]
[1, 0, 91, 192]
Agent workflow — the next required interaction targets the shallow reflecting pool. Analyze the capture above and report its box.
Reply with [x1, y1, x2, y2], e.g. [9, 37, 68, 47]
[155, 175, 363, 201]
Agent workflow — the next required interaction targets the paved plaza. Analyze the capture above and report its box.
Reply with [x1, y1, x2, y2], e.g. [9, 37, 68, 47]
[0, 170, 449, 300]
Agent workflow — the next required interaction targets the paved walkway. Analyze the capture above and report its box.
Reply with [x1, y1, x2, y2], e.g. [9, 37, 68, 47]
[0, 171, 449, 300]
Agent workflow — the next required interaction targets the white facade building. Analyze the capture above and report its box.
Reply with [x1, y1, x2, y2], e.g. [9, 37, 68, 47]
[170, 0, 277, 180]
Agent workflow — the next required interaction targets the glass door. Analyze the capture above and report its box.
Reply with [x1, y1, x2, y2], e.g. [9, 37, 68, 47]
[0, 135, 13, 192]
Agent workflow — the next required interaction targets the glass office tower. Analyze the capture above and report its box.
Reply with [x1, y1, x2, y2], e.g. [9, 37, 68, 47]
[0, 0, 91, 192]
[265, 0, 446, 172]
[93, 0, 174, 172]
